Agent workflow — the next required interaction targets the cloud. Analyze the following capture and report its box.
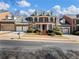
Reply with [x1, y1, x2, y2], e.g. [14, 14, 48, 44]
[0, 2, 9, 10]
[53, 5, 62, 14]
[28, 9, 35, 14]
[20, 10, 28, 16]
[17, 0, 31, 7]
[63, 5, 79, 14]
[20, 9, 35, 16]
[53, 5, 79, 14]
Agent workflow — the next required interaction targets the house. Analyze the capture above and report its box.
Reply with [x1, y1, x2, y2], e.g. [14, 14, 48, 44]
[26, 11, 60, 34]
[61, 14, 79, 33]
[15, 16, 29, 32]
[59, 17, 70, 34]
[0, 12, 15, 31]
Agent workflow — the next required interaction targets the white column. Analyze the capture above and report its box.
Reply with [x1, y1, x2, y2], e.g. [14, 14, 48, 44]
[40, 24, 42, 31]
[48, 17, 50, 22]
[69, 27, 70, 34]
[33, 17, 34, 22]
[47, 24, 49, 30]
[52, 24, 53, 29]
[43, 18, 44, 22]
[37, 17, 39, 22]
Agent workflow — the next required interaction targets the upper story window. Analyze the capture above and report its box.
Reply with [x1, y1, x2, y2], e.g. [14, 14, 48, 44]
[44, 17, 48, 22]
[34, 17, 38, 22]
[50, 17, 56, 23]
[39, 18, 43, 22]
[76, 19, 79, 24]
[50, 17, 54, 22]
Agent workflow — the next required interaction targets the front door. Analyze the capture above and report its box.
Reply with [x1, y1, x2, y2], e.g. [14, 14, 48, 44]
[42, 24, 47, 30]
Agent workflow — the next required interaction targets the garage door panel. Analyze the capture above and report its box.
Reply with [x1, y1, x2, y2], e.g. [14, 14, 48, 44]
[1, 24, 15, 31]
[16, 26, 22, 32]
[62, 28, 69, 34]
[16, 26, 28, 32]
[23, 26, 28, 31]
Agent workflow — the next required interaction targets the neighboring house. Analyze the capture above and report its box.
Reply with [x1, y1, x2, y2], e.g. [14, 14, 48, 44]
[61, 14, 79, 33]
[15, 16, 28, 32]
[0, 12, 15, 31]
[59, 18, 70, 34]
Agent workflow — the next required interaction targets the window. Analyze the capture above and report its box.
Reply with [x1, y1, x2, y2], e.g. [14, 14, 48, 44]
[45, 17, 48, 22]
[50, 17, 56, 22]
[53, 17, 56, 23]
[34, 17, 38, 22]
[36, 25, 40, 30]
[76, 26, 79, 31]
[76, 19, 79, 24]
[39, 18, 43, 22]
[48, 24, 52, 30]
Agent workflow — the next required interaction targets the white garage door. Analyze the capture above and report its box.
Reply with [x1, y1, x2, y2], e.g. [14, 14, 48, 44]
[62, 28, 69, 34]
[16, 26, 22, 32]
[16, 26, 28, 32]
[23, 26, 28, 31]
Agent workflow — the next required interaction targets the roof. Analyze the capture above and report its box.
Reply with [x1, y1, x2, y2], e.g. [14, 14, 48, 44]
[27, 15, 56, 18]
[64, 14, 79, 19]
[0, 20, 15, 23]
[0, 12, 11, 20]
[15, 23, 29, 26]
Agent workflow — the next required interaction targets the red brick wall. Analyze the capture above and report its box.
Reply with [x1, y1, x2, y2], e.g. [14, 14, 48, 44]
[63, 15, 76, 33]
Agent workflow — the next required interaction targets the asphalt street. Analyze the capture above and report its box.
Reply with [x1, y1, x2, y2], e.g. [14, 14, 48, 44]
[0, 40, 79, 51]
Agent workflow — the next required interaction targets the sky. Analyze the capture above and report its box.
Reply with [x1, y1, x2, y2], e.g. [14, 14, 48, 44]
[0, 0, 79, 16]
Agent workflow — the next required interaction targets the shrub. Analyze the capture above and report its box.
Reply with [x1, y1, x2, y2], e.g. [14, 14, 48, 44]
[48, 33, 52, 36]
[27, 28, 35, 33]
[51, 33, 56, 36]
[33, 29, 41, 33]
[48, 33, 55, 36]
[53, 26, 61, 31]
[53, 26, 63, 35]
[27, 29, 33, 33]
[47, 30, 53, 33]
[73, 31, 79, 35]
[54, 31, 63, 35]
[47, 30, 54, 36]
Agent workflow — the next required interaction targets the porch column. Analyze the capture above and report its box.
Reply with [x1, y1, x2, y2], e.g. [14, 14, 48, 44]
[47, 24, 49, 30]
[52, 24, 53, 29]
[48, 17, 50, 22]
[33, 17, 34, 22]
[40, 24, 42, 31]
[69, 27, 70, 34]
[37, 17, 39, 22]
[43, 18, 44, 22]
